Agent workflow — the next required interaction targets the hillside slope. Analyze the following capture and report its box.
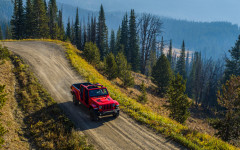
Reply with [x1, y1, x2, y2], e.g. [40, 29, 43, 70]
[1, 41, 183, 150]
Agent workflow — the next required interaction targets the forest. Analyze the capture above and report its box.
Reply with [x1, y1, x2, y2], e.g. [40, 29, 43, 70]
[1, 0, 240, 147]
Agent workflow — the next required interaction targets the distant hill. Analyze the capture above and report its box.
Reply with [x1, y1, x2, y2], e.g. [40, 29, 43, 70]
[1, 0, 239, 58]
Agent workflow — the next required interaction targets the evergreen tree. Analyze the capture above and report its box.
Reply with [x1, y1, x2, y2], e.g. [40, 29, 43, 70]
[87, 16, 91, 42]
[160, 36, 164, 55]
[79, 22, 82, 50]
[57, 8, 65, 40]
[104, 52, 118, 80]
[44, 0, 47, 11]
[120, 13, 129, 60]
[176, 40, 186, 79]
[32, 0, 49, 38]
[48, 0, 58, 39]
[224, 35, 240, 81]
[25, 0, 34, 38]
[211, 75, 240, 142]
[66, 17, 71, 40]
[74, 8, 80, 48]
[83, 42, 100, 66]
[5, 25, 12, 39]
[186, 51, 190, 77]
[115, 26, 122, 54]
[129, 9, 139, 72]
[116, 51, 134, 87]
[83, 25, 87, 49]
[11, 0, 24, 39]
[152, 54, 172, 97]
[167, 39, 173, 68]
[97, 5, 108, 59]
[138, 81, 147, 103]
[70, 19, 75, 43]
[91, 16, 96, 43]
[166, 74, 191, 123]
[0, 26, 3, 40]
[110, 30, 115, 54]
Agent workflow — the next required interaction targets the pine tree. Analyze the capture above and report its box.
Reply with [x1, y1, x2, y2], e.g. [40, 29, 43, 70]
[110, 30, 115, 54]
[97, 5, 108, 59]
[66, 17, 71, 41]
[91, 16, 96, 43]
[224, 35, 240, 81]
[166, 74, 191, 123]
[211, 75, 240, 142]
[115, 26, 122, 54]
[74, 8, 80, 48]
[57, 8, 65, 41]
[152, 54, 172, 97]
[5, 25, 12, 39]
[138, 81, 147, 103]
[79, 22, 82, 50]
[32, 0, 49, 38]
[120, 13, 129, 61]
[186, 51, 190, 77]
[83, 25, 87, 49]
[48, 0, 58, 39]
[167, 39, 173, 68]
[129, 9, 139, 72]
[0, 26, 3, 40]
[116, 51, 134, 88]
[70, 19, 75, 43]
[87, 16, 91, 42]
[11, 0, 24, 39]
[25, 0, 34, 38]
[83, 42, 100, 66]
[160, 36, 164, 55]
[104, 52, 118, 80]
[176, 40, 186, 79]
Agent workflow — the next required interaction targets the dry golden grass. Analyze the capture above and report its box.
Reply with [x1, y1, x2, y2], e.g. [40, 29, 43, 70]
[0, 61, 29, 150]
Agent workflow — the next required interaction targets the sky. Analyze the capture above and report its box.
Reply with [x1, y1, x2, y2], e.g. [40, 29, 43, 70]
[57, 0, 240, 26]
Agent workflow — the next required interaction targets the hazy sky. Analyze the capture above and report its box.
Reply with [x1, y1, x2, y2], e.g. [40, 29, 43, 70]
[58, 0, 240, 25]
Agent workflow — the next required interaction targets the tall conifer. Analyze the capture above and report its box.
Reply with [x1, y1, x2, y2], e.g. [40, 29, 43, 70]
[66, 17, 71, 40]
[25, 0, 34, 38]
[48, 0, 58, 39]
[0, 26, 3, 40]
[97, 5, 108, 59]
[32, 0, 49, 38]
[110, 30, 115, 54]
[11, 0, 24, 39]
[176, 40, 186, 79]
[129, 9, 139, 72]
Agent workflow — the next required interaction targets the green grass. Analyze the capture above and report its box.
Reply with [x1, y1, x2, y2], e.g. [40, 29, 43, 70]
[1, 39, 239, 150]
[9, 51, 93, 149]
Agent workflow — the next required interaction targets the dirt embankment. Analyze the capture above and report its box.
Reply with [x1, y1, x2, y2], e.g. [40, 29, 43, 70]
[1, 41, 184, 150]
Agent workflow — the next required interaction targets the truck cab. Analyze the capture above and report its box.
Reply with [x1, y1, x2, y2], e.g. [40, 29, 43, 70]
[71, 82, 120, 121]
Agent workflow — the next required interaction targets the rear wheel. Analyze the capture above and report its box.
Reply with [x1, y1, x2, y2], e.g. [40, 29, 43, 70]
[90, 109, 99, 121]
[73, 95, 78, 105]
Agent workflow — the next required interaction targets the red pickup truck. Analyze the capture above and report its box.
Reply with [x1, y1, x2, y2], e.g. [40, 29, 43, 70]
[71, 82, 120, 121]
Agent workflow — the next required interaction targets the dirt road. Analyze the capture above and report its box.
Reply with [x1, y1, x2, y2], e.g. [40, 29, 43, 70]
[2, 41, 185, 150]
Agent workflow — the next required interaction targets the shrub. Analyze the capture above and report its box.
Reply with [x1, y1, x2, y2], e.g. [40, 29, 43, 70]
[138, 81, 147, 103]
[83, 42, 100, 66]
[104, 52, 118, 80]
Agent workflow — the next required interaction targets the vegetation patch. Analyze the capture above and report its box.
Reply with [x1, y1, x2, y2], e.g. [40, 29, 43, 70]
[61, 40, 238, 150]
[4, 46, 93, 149]
[1, 39, 238, 149]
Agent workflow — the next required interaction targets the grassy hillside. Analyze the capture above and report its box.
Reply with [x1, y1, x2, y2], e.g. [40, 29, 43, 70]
[0, 44, 93, 149]
[59, 40, 238, 150]
[2, 39, 238, 149]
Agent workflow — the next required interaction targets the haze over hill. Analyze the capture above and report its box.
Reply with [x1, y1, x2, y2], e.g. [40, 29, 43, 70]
[57, 0, 240, 26]
[1, 0, 239, 58]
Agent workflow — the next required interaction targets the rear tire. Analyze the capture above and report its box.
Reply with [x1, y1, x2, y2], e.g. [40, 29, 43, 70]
[90, 109, 99, 121]
[73, 95, 78, 105]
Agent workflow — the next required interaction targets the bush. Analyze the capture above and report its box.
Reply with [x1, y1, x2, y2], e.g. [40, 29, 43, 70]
[138, 81, 147, 103]
[0, 45, 10, 60]
[116, 52, 134, 88]
[104, 53, 118, 80]
[83, 42, 100, 66]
